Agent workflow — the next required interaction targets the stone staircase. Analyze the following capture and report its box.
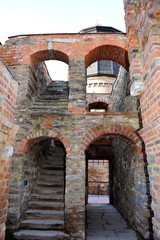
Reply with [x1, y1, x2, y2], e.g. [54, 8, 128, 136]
[14, 145, 69, 240]
[28, 81, 69, 116]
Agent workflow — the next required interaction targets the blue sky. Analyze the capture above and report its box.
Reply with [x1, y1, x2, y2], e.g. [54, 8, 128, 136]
[0, 0, 125, 80]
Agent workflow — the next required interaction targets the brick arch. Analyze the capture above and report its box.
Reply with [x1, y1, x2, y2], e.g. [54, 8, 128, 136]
[87, 96, 110, 105]
[85, 45, 129, 70]
[17, 130, 70, 154]
[80, 123, 142, 154]
[30, 49, 69, 65]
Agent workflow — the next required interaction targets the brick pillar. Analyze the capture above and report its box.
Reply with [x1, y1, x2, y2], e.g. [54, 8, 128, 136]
[0, 60, 19, 240]
[5, 64, 31, 231]
[139, 16, 160, 240]
[134, 0, 160, 238]
[124, 0, 143, 96]
[68, 59, 86, 114]
[65, 155, 86, 240]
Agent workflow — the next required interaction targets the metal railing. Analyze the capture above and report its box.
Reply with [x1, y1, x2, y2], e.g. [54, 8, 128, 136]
[88, 181, 109, 196]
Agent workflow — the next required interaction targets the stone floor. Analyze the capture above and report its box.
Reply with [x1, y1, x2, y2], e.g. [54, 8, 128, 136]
[86, 195, 144, 240]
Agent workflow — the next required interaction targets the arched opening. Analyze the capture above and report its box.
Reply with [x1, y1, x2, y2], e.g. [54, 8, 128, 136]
[28, 51, 69, 116]
[85, 134, 153, 239]
[85, 45, 129, 70]
[85, 44, 136, 113]
[86, 59, 121, 112]
[27, 50, 69, 107]
[86, 59, 138, 113]
[85, 136, 113, 204]
[45, 60, 68, 81]
[6, 137, 68, 239]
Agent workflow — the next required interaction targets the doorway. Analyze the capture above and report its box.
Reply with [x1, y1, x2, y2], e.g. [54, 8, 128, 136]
[85, 134, 148, 240]
[85, 136, 114, 205]
[87, 159, 110, 204]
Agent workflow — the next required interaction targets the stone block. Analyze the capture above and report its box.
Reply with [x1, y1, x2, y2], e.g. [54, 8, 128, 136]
[2, 146, 13, 157]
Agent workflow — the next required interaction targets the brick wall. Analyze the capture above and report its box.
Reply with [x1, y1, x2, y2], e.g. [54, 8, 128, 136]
[0, 59, 18, 240]
[124, 0, 160, 238]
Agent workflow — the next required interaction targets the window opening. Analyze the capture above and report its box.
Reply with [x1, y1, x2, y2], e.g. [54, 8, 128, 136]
[88, 102, 108, 112]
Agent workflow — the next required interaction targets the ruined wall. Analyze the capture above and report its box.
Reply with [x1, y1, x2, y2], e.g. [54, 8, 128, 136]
[0, 31, 151, 240]
[110, 66, 138, 112]
[29, 62, 52, 103]
[112, 138, 152, 239]
[10, 62, 52, 108]
[0, 60, 18, 240]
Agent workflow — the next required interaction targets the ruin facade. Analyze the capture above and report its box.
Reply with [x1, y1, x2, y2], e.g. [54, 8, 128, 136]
[0, 0, 160, 239]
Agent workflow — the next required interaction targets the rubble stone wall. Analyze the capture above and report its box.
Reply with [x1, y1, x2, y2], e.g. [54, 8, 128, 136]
[112, 138, 152, 239]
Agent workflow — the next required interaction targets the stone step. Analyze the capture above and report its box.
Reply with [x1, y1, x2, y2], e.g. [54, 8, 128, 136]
[40, 85, 68, 90]
[25, 209, 64, 220]
[32, 187, 64, 195]
[32, 99, 68, 104]
[41, 163, 64, 166]
[42, 161, 64, 166]
[42, 86, 68, 91]
[41, 166, 64, 171]
[47, 85, 68, 89]
[44, 87, 68, 91]
[14, 230, 69, 239]
[47, 155, 65, 159]
[35, 97, 68, 102]
[36, 93, 68, 98]
[36, 180, 64, 187]
[42, 163, 64, 167]
[28, 201, 64, 210]
[48, 83, 68, 87]
[38, 169, 64, 175]
[47, 151, 64, 155]
[21, 219, 64, 230]
[45, 156, 64, 160]
[42, 87, 68, 91]
[31, 193, 63, 201]
[37, 176, 64, 182]
[42, 163, 64, 168]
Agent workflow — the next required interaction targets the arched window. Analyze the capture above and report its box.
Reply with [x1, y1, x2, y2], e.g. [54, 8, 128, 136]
[88, 102, 108, 112]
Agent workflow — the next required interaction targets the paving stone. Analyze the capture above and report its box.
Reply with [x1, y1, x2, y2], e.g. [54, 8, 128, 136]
[86, 196, 144, 240]
[87, 236, 107, 240]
